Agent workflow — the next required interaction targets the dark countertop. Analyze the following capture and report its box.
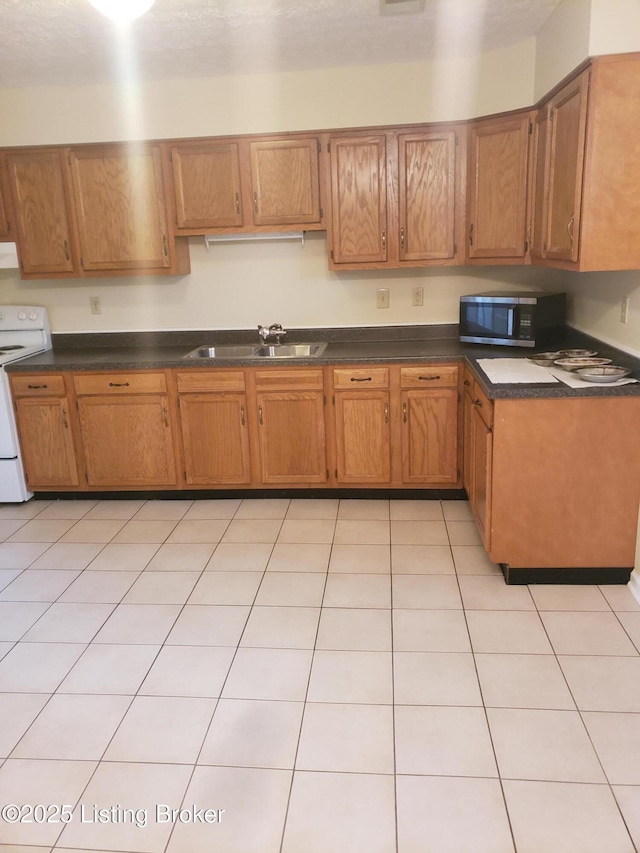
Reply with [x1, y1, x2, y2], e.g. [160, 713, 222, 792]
[6, 325, 640, 400]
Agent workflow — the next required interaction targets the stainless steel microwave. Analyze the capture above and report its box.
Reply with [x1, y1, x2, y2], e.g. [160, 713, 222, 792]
[459, 291, 566, 348]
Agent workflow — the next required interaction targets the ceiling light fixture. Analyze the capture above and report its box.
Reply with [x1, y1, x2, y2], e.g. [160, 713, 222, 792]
[89, 0, 155, 23]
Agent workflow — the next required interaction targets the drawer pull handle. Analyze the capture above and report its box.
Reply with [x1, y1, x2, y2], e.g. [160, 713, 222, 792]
[61, 407, 68, 429]
[350, 376, 372, 382]
[163, 405, 169, 427]
[162, 234, 169, 258]
[27, 383, 47, 389]
[240, 405, 245, 426]
[384, 402, 389, 423]
[418, 375, 440, 381]
[402, 401, 407, 423]
[108, 382, 130, 387]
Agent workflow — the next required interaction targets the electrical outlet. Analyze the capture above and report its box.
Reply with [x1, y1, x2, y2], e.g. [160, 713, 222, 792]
[376, 288, 390, 309]
[89, 296, 102, 315]
[621, 296, 630, 324]
[412, 286, 424, 307]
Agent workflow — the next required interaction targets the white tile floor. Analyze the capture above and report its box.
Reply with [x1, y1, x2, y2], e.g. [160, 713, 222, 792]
[0, 496, 639, 852]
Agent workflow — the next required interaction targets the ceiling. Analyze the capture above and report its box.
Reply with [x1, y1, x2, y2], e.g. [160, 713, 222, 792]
[1, 0, 563, 89]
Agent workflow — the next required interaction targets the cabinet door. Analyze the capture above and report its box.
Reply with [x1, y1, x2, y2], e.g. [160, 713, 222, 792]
[467, 114, 530, 260]
[179, 393, 251, 485]
[334, 390, 391, 484]
[543, 71, 589, 262]
[78, 395, 177, 487]
[6, 149, 77, 275]
[470, 403, 493, 549]
[256, 391, 326, 484]
[461, 373, 474, 495]
[329, 135, 387, 265]
[14, 398, 79, 488]
[69, 144, 171, 271]
[0, 154, 11, 240]
[171, 142, 243, 230]
[401, 389, 458, 484]
[530, 107, 550, 261]
[250, 138, 321, 226]
[399, 130, 456, 261]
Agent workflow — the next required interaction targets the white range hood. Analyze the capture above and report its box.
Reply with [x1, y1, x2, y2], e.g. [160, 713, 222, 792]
[0, 243, 19, 269]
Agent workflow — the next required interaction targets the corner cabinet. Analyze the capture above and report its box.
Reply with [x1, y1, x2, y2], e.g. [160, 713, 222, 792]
[68, 144, 189, 275]
[168, 134, 324, 235]
[531, 54, 640, 271]
[5, 148, 79, 277]
[462, 369, 493, 549]
[328, 126, 463, 270]
[466, 112, 532, 264]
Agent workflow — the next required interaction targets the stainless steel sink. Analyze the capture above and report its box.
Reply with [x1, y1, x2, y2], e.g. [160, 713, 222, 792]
[184, 345, 259, 359]
[183, 342, 327, 359]
[253, 343, 328, 358]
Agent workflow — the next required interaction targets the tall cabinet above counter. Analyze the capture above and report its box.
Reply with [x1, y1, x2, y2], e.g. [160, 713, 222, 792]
[2, 51, 640, 279]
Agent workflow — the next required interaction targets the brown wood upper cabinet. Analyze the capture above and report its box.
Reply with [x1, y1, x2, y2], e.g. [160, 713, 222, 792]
[532, 54, 640, 271]
[466, 112, 532, 263]
[5, 148, 79, 277]
[169, 134, 323, 235]
[0, 153, 12, 241]
[68, 143, 181, 273]
[328, 128, 462, 270]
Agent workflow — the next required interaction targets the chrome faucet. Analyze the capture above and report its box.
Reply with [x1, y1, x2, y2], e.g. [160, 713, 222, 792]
[257, 323, 287, 344]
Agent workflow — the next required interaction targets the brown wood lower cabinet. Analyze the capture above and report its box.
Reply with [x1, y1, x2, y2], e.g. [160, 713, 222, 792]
[333, 368, 391, 484]
[10, 374, 79, 489]
[176, 371, 251, 485]
[253, 369, 327, 485]
[463, 364, 640, 574]
[399, 365, 459, 484]
[73, 372, 178, 488]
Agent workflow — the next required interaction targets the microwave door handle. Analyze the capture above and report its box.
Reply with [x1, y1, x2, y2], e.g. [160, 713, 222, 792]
[507, 307, 516, 337]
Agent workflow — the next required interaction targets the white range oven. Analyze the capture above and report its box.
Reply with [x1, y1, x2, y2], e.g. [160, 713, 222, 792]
[0, 305, 52, 502]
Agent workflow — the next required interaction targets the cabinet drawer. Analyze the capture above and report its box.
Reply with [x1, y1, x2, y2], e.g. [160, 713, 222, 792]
[176, 370, 245, 394]
[471, 381, 493, 428]
[254, 369, 324, 391]
[73, 372, 167, 395]
[11, 374, 66, 397]
[333, 367, 389, 389]
[400, 365, 459, 388]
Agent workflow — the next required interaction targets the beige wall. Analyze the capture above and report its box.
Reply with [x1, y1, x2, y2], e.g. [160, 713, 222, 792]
[534, 0, 591, 100]
[0, 41, 537, 334]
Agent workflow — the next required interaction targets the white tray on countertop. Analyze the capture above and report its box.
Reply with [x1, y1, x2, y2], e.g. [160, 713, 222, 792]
[476, 359, 560, 384]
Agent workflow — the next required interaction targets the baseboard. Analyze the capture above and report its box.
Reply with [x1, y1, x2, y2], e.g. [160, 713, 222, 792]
[35, 488, 468, 501]
[629, 570, 640, 604]
[500, 563, 633, 585]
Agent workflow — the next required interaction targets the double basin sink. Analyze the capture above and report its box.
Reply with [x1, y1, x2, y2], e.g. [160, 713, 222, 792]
[184, 342, 328, 360]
